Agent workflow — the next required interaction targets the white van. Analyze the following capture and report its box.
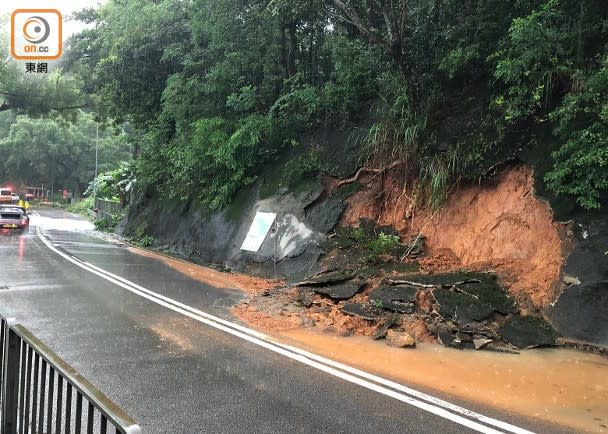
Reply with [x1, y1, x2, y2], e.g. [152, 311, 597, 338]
[0, 188, 12, 203]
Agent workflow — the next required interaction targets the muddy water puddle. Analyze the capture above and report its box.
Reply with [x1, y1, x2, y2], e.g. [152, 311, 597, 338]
[280, 328, 607, 433]
[129, 246, 243, 289]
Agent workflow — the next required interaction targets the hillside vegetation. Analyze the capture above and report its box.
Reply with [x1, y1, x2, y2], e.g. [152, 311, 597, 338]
[59, 0, 607, 211]
[1, 1, 606, 210]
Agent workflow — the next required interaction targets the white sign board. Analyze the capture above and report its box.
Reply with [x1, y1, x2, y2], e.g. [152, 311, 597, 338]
[240, 212, 276, 252]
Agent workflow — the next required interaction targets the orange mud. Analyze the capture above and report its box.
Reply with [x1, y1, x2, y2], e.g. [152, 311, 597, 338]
[232, 286, 437, 343]
[228, 273, 284, 294]
[147, 315, 195, 352]
[280, 328, 608, 433]
[129, 246, 282, 292]
[341, 165, 565, 311]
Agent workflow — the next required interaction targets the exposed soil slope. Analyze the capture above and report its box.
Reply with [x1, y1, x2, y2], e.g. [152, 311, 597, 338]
[341, 165, 565, 311]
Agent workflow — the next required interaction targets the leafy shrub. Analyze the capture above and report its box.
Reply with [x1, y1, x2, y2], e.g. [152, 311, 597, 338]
[345, 226, 365, 243]
[85, 161, 135, 206]
[366, 232, 400, 256]
[544, 55, 608, 209]
[137, 235, 154, 247]
[67, 197, 94, 216]
[545, 125, 608, 209]
[269, 83, 320, 128]
[94, 214, 121, 232]
[226, 85, 257, 113]
[322, 34, 385, 122]
[281, 146, 323, 187]
[363, 232, 401, 265]
[493, 2, 608, 208]
[162, 114, 287, 209]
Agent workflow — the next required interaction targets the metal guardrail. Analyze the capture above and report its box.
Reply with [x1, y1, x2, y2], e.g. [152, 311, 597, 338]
[0, 316, 141, 434]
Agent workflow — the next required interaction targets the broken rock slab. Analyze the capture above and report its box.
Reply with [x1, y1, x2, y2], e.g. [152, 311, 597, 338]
[356, 266, 381, 279]
[415, 272, 516, 312]
[432, 289, 495, 324]
[302, 280, 365, 300]
[386, 330, 416, 348]
[501, 315, 559, 349]
[438, 332, 458, 348]
[293, 270, 355, 287]
[372, 316, 399, 340]
[425, 272, 517, 325]
[368, 285, 418, 314]
[473, 338, 493, 350]
[341, 303, 379, 321]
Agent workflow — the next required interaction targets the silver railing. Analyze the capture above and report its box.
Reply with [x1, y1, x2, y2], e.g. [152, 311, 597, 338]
[0, 316, 141, 434]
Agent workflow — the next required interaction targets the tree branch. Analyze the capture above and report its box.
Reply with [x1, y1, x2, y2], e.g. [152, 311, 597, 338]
[336, 159, 405, 187]
[50, 104, 88, 111]
[331, 0, 378, 43]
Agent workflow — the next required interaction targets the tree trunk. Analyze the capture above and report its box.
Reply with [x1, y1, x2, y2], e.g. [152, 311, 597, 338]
[280, 25, 288, 78]
[287, 21, 297, 78]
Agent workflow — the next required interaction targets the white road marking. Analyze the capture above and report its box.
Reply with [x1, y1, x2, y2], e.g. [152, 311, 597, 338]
[36, 225, 535, 434]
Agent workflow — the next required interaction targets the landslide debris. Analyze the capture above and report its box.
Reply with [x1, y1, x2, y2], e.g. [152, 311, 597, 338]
[234, 219, 560, 352]
[340, 165, 563, 312]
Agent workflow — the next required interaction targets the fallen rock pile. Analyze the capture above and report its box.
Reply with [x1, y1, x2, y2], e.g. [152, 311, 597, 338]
[237, 221, 561, 353]
[293, 268, 559, 351]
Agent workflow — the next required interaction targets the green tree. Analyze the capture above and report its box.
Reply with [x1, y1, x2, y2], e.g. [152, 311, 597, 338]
[86, 160, 135, 206]
[0, 112, 130, 194]
[0, 62, 86, 115]
[66, 0, 190, 126]
[494, 0, 608, 208]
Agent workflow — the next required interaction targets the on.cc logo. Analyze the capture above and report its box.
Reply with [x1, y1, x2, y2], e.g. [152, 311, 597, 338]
[11, 9, 62, 60]
[22, 16, 51, 44]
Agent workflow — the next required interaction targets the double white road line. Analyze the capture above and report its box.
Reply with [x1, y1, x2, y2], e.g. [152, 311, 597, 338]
[35, 223, 534, 434]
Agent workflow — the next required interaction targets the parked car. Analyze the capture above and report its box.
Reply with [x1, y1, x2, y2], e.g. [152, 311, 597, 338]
[0, 188, 12, 203]
[10, 193, 19, 203]
[0, 205, 29, 232]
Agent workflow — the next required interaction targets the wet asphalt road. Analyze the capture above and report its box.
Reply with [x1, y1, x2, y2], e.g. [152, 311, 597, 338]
[0, 209, 568, 434]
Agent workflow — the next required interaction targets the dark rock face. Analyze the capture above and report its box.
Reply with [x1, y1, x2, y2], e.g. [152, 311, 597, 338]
[368, 286, 417, 314]
[564, 215, 608, 283]
[548, 209, 608, 347]
[501, 316, 559, 349]
[548, 282, 608, 347]
[123, 178, 349, 280]
[306, 196, 346, 234]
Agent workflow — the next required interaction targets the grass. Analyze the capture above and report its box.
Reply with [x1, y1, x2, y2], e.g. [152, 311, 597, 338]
[66, 197, 94, 216]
